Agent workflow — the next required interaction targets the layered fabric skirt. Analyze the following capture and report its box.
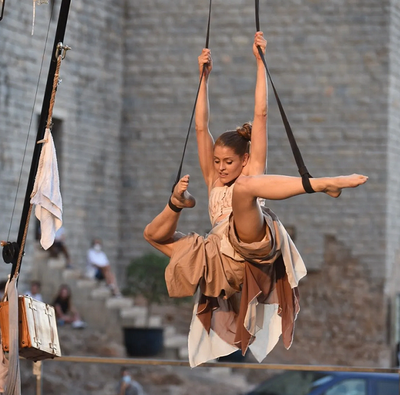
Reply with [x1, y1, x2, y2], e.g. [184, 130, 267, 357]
[165, 207, 307, 367]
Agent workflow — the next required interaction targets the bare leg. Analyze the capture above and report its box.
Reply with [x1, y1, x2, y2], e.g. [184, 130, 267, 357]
[232, 173, 368, 243]
[100, 266, 121, 295]
[143, 175, 196, 257]
[59, 243, 72, 267]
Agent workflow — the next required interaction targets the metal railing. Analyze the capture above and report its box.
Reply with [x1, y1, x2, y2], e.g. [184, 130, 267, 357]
[31, 356, 400, 395]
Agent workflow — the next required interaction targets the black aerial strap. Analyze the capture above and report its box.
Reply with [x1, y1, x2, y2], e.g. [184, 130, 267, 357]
[172, 0, 212, 192]
[255, 0, 314, 193]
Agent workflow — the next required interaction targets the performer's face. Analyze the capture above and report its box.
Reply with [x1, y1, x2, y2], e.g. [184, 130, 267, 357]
[213, 145, 248, 184]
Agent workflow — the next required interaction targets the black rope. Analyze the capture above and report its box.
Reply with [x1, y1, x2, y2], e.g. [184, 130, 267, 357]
[255, 0, 314, 193]
[172, 0, 212, 192]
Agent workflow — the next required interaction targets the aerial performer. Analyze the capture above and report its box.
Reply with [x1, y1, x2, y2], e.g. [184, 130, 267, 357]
[144, 32, 368, 367]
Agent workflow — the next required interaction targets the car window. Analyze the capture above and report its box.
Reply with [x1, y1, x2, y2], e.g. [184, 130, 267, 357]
[323, 379, 366, 395]
[248, 371, 331, 395]
[375, 379, 399, 395]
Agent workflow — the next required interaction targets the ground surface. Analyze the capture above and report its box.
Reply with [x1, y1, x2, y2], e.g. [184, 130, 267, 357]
[19, 303, 262, 395]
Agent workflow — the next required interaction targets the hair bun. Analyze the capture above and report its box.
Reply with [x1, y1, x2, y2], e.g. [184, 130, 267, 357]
[236, 122, 252, 141]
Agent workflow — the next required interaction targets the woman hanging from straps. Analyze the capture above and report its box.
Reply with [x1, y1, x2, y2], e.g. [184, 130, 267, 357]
[144, 32, 368, 367]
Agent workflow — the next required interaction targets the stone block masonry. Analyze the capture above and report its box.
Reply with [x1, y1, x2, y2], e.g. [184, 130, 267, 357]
[0, 0, 125, 284]
[0, 0, 399, 367]
[121, 0, 396, 366]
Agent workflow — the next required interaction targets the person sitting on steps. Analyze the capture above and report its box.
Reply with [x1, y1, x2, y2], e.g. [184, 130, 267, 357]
[87, 238, 122, 297]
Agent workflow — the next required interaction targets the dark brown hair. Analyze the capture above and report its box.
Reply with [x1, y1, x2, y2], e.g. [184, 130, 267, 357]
[214, 122, 252, 157]
[53, 284, 72, 314]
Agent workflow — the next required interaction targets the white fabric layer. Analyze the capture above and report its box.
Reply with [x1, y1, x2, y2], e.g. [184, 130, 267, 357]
[187, 221, 307, 367]
[30, 128, 62, 250]
[188, 289, 238, 367]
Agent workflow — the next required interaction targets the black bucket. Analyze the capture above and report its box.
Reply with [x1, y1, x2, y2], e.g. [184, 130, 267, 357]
[123, 327, 164, 357]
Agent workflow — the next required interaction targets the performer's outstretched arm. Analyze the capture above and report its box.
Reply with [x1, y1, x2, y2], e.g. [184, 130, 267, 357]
[195, 49, 216, 191]
[245, 31, 268, 177]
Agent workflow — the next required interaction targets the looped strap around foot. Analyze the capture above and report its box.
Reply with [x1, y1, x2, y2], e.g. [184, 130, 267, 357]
[168, 197, 183, 213]
[299, 165, 315, 193]
[301, 174, 315, 194]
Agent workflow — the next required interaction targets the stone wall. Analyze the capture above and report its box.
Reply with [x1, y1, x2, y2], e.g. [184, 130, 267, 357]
[121, 0, 396, 366]
[267, 235, 389, 366]
[121, 0, 390, 273]
[387, 0, 400, 350]
[0, 0, 124, 284]
[0, 0, 399, 367]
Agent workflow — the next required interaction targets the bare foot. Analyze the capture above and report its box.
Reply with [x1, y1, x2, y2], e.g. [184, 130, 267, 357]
[170, 175, 196, 209]
[322, 174, 368, 198]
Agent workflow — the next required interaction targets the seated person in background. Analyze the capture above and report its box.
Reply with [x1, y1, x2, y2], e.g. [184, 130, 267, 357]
[87, 238, 121, 297]
[53, 284, 86, 329]
[25, 280, 43, 302]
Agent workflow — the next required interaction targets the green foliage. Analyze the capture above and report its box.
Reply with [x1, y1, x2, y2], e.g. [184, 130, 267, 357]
[125, 252, 170, 307]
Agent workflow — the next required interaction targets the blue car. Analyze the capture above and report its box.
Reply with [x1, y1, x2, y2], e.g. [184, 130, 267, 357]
[245, 370, 399, 395]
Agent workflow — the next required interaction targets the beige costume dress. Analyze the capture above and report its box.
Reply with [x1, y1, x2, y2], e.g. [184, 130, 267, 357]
[165, 184, 307, 367]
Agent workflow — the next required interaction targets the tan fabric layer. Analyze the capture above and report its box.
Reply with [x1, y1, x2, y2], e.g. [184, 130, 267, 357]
[166, 232, 245, 300]
[165, 207, 300, 355]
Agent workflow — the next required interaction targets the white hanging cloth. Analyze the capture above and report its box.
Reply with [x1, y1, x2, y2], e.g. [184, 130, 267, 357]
[30, 128, 63, 250]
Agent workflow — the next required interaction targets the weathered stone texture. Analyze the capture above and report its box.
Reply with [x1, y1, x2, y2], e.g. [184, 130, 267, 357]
[0, 0, 125, 281]
[121, 0, 389, 276]
[119, 0, 396, 367]
[266, 236, 389, 366]
[0, 0, 399, 367]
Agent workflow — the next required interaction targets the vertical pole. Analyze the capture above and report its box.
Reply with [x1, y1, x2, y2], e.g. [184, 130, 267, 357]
[9, 0, 71, 277]
[0, 0, 5, 21]
[33, 361, 42, 395]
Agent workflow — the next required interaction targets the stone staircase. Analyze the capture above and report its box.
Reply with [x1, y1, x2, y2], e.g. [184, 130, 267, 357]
[25, 246, 252, 387]
[28, 246, 189, 358]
